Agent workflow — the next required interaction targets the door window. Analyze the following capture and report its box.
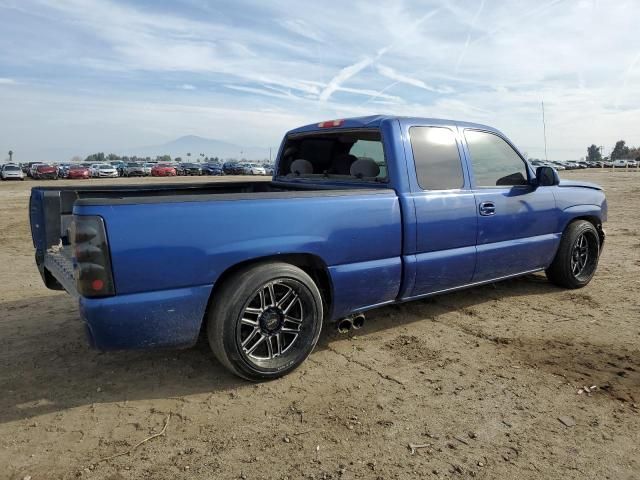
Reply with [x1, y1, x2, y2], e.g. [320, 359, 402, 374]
[410, 127, 464, 190]
[465, 130, 528, 187]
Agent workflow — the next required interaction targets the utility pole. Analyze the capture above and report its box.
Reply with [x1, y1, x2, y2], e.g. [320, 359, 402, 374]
[8, 150, 13, 163]
[541, 101, 548, 162]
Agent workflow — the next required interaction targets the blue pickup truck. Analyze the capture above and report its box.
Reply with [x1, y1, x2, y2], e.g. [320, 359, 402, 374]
[30, 115, 607, 380]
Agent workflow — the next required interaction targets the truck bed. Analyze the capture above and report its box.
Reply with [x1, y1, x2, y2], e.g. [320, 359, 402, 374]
[30, 181, 401, 310]
[30, 180, 389, 251]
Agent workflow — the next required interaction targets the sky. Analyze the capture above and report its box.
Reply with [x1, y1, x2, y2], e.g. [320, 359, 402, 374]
[0, 0, 639, 161]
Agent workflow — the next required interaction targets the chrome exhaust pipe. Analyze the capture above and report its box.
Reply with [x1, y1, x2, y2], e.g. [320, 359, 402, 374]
[337, 318, 353, 334]
[352, 314, 365, 330]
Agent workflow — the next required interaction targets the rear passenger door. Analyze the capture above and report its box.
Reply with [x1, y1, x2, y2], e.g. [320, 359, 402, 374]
[463, 129, 558, 282]
[402, 124, 478, 297]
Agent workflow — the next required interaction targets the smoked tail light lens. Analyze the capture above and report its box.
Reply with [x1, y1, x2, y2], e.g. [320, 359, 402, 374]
[71, 215, 115, 298]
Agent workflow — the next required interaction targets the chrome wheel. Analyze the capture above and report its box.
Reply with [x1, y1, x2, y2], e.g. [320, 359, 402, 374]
[237, 280, 305, 366]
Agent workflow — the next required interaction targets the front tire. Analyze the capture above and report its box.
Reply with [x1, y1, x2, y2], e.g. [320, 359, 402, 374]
[546, 220, 600, 289]
[207, 262, 323, 381]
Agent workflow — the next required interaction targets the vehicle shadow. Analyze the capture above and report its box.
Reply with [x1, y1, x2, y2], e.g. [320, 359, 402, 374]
[0, 294, 243, 424]
[0, 274, 583, 424]
[316, 272, 557, 346]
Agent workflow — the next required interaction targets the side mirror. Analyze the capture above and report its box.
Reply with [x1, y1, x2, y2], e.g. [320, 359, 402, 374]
[535, 166, 560, 186]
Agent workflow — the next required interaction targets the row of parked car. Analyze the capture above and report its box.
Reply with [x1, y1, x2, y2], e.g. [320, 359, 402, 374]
[1, 160, 275, 181]
[530, 159, 640, 170]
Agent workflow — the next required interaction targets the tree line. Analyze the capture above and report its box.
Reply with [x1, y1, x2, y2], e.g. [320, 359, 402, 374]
[586, 141, 640, 163]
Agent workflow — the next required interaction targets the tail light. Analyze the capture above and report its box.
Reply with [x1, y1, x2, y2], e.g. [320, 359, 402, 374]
[71, 216, 115, 297]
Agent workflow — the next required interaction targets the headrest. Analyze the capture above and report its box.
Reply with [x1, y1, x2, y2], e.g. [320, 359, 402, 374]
[290, 158, 313, 175]
[283, 146, 297, 158]
[350, 157, 380, 178]
[332, 153, 358, 174]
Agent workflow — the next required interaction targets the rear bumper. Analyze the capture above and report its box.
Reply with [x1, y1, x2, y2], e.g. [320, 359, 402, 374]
[79, 285, 212, 350]
[39, 249, 211, 350]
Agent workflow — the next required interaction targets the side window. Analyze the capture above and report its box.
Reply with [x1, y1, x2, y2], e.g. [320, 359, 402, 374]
[464, 130, 528, 187]
[409, 126, 464, 190]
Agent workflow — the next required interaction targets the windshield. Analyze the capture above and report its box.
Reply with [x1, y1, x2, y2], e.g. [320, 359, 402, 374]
[69, 165, 86, 170]
[98, 164, 112, 169]
[127, 163, 140, 167]
[4, 165, 20, 171]
[278, 130, 387, 182]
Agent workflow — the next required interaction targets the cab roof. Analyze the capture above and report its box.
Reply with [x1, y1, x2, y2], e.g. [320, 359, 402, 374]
[288, 115, 502, 136]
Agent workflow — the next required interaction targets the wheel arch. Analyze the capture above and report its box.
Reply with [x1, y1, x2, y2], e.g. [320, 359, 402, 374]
[565, 214, 605, 246]
[202, 253, 334, 333]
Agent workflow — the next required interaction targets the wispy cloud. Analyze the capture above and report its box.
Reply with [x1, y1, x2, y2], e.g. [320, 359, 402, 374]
[224, 84, 298, 100]
[278, 19, 324, 43]
[615, 52, 640, 108]
[0, 0, 638, 161]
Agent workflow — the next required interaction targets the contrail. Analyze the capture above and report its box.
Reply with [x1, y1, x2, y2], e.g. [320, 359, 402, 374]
[615, 51, 640, 108]
[455, 0, 485, 72]
[359, 81, 400, 107]
[469, 0, 565, 47]
[319, 57, 376, 102]
[318, 7, 441, 102]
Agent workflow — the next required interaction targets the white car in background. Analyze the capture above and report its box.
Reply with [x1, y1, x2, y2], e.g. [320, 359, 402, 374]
[142, 163, 154, 176]
[1, 164, 25, 180]
[245, 163, 266, 175]
[626, 159, 638, 167]
[91, 163, 119, 178]
[612, 159, 628, 168]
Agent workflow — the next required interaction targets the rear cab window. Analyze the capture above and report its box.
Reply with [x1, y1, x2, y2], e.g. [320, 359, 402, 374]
[409, 126, 464, 190]
[277, 130, 388, 183]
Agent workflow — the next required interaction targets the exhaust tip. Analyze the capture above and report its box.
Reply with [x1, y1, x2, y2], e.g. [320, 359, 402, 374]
[352, 314, 365, 330]
[337, 318, 353, 334]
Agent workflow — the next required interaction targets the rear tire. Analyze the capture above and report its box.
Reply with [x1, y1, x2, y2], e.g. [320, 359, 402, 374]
[207, 262, 323, 381]
[545, 220, 600, 289]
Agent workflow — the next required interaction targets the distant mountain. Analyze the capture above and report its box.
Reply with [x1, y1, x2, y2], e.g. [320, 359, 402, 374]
[121, 135, 271, 161]
[10, 135, 272, 163]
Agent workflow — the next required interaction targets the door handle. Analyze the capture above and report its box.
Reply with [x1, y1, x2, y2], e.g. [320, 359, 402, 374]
[479, 201, 496, 216]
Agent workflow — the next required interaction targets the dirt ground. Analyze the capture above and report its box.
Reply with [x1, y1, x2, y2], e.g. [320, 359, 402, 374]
[1, 171, 638, 480]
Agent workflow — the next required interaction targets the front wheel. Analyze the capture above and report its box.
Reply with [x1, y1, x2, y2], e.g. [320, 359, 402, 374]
[546, 220, 600, 289]
[207, 262, 323, 381]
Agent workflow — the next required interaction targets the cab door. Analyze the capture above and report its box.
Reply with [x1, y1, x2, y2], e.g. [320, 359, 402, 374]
[401, 124, 478, 298]
[462, 129, 559, 282]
